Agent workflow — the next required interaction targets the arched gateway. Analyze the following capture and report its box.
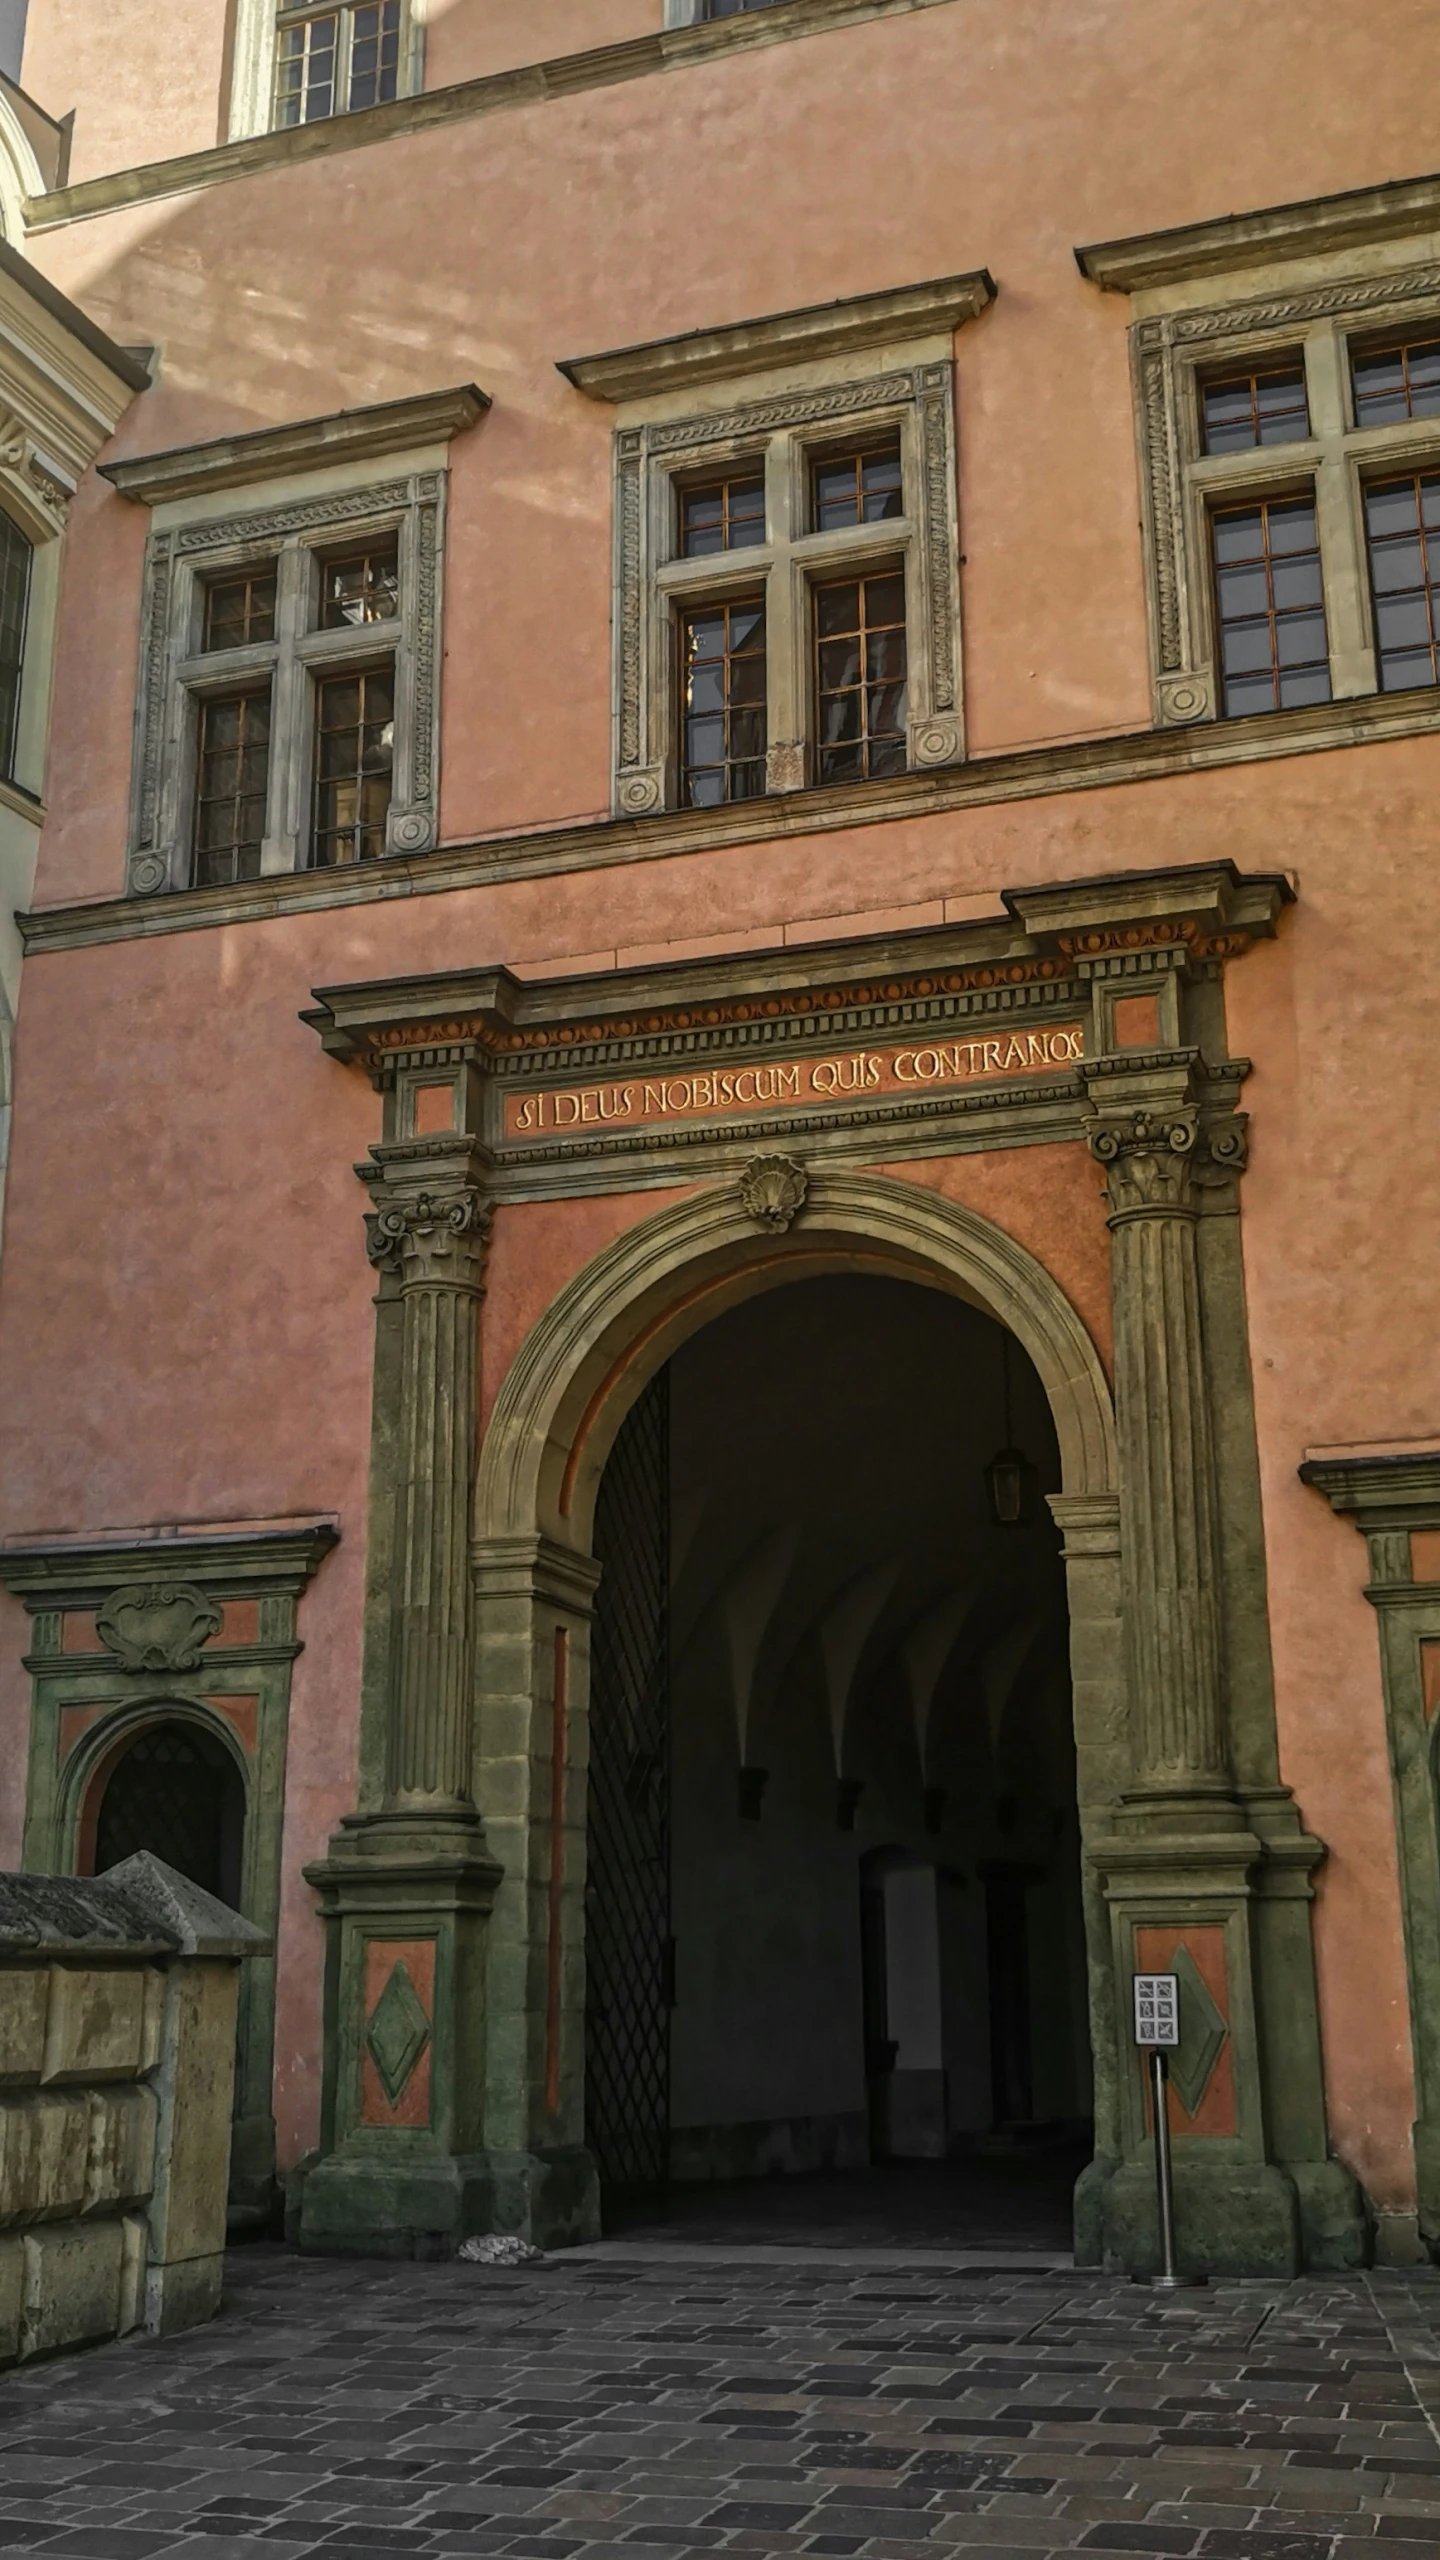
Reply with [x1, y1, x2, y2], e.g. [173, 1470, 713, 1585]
[296, 882, 1367, 2275]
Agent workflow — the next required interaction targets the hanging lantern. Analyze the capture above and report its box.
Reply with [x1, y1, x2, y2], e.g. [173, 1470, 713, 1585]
[985, 1333, 1037, 1527]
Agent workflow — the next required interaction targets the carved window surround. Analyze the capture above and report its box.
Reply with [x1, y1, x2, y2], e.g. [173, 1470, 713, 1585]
[1080, 184, 1440, 730]
[562, 274, 992, 816]
[104, 390, 487, 898]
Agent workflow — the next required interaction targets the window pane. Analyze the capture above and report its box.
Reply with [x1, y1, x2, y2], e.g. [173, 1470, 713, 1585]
[311, 664, 394, 865]
[1353, 337, 1440, 426]
[347, 0, 401, 110]
[193, 689, 270, 887]
[680, 599, 767, 806]
[812, 438, 904, 531]
[0, 510, 32, 782]
[1201, 365, 1309, 456]
[274, 11, 337, 126]
[700, 0, 790, 16]
[320, 539, 400, 627]
[1364, 473, 1440, 692]
[1211, 497, 1330, 718]
[203, 568, 277, 651]
[680, 474, 765, 558]
[814, 567, 908, 783]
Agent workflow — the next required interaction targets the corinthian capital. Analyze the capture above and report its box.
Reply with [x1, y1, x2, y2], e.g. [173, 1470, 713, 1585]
[1086, 1103, 1200, 1217]
[366, 1188, 493, 1289]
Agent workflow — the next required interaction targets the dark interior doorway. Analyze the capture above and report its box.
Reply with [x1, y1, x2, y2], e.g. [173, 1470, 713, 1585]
[583, 1272, 1091, 2245]
[93, 1720, 245, 1907]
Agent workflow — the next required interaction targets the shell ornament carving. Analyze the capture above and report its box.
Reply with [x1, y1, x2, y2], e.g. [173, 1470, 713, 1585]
[738, 1154, 809, 1234]
[95, 1582, 224, 1672]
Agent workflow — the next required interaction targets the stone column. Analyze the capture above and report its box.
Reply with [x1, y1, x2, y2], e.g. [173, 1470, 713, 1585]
[302, 1150, 502, 2260]
[1085, 1079, 1240, 1813]
[367, 1184, 492, 1816]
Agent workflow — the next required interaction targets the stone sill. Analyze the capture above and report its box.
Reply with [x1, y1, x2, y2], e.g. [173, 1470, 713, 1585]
[25, 0, 959, 233]
[18, 685, 1438, 957]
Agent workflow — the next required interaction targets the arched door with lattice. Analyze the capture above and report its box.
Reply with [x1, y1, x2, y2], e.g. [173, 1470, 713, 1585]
[584, 1366, 672, 2201]
[94, 1721, 245, 1907]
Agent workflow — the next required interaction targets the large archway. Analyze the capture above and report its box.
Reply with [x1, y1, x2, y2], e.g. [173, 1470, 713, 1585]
[584, 1271, 1092, 2241]
[470, 1166, 1123, 2243]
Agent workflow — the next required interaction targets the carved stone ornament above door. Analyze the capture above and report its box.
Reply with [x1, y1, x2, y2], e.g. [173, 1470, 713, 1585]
[94, 1581, 224, 1672]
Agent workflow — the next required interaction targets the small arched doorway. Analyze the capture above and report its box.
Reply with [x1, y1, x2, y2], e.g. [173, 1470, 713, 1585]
[89, 1718, 246, 1907]
[583, 1270, 1091, 2241]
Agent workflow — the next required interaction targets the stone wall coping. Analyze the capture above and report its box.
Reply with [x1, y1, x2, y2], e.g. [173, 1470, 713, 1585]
[0, 1520, 338, 1609]
[1077, 165, 1440, 294]
[98, 386, 488, 507]
[558, 271, 995, 402]
[0, 1852, 271, 1961]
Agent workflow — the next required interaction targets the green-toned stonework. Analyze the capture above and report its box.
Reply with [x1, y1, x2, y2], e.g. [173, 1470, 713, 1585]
[0, 1524, 336, 2226]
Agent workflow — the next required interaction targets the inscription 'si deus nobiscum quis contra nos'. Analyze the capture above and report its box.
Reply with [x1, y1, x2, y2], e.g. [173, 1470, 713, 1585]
[504, 1024, 1086, 1138]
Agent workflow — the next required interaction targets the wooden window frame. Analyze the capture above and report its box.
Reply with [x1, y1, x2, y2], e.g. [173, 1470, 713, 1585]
[127, 475, 445, 897]
[1133, 269, 1440, 725]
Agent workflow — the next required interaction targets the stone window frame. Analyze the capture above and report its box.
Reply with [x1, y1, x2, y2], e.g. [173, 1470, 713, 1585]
[1130, 263, 1440, 728]
[126, 472, 445, 898]
[618, 371, 961, 812]
[564, 279, 991, 821]
[227, 0, 426, 141]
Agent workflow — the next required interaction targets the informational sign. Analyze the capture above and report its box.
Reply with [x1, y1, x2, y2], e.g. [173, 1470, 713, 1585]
[1133, 1973, 1180, 2048]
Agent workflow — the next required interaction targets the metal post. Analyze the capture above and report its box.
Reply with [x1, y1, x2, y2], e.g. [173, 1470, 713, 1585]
[1151, 2048, 1179, 2289]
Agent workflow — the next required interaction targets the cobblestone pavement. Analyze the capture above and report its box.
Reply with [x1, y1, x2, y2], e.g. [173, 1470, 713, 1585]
[3, 2243, 1440, 2560]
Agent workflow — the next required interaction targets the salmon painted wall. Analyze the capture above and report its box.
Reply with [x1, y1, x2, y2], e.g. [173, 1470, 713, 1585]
[3, 0, 1439, 2197]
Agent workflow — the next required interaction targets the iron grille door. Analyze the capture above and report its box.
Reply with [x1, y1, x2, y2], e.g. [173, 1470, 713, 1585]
[584, 1364, 672, 2199]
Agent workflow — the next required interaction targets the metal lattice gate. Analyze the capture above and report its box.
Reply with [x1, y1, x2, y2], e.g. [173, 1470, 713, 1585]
[584, 1365, 672, 2200]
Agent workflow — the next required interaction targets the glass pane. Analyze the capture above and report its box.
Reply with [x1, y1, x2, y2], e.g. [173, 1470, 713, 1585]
[1365, 481, 1422, 538]
[321, 542, 399, 627]
[815, 583, 860, 638]
[1266, 502, 1319, 554]
[1380, 649, 1436, 691]
[1222, 623, 1277, 676]
[1216, 563, 1271, 619]
[1270, 556, 1324, 611]
[1375, 596, 1433, 651]
[1370, 539, 1426, 595]
[1213, 511, 1264, 564]
[1274, 611, 1329, 668]
[818, 637, 861, 692]
[1277, 666, 1332, 708]
[866, 572, 906, 625]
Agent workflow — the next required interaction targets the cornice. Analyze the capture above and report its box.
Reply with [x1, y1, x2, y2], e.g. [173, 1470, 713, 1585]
[301, 861, 1283, 1073]
[1077, 166, 1440, 295]
[15, 684, 1421, 958]
[559, 272, 995, 403]
[0, 1521, 339, 1608]
[1300, 1453, 1440, 1528]
[98, 384, 488, 507]
[24, 0, 961, 235]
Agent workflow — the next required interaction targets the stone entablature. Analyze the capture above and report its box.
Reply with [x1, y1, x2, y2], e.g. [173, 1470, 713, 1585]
[303, 860, 1286, 1200]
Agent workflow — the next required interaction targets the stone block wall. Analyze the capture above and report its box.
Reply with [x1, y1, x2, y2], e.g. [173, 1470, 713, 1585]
[0, 1854, 269, 2364]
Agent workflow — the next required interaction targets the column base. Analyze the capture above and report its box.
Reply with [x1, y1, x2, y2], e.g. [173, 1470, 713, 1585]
[486, 2148, 601, 2248]
[297, 2142, 601, 2256]
[1087, 2152, 1303, 2277]
[1289, 2158, 1370, 2270]
[299, 2139, 496, 2259]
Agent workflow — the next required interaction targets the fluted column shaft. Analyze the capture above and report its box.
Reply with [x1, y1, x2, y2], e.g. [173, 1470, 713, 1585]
[368, 1185, 491, 1815]
[1088, 1096, 1240, 1797]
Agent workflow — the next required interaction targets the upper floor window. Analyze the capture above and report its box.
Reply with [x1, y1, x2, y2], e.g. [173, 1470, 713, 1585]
[0, 510, 33, 784]
[274, 0, 402, 126]
[699, 0, 791, 17]
[1126, 276, 1440, 726]
[124, 479, 447, 897]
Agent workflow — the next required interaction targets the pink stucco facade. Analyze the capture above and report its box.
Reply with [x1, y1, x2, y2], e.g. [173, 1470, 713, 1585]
[2, 0, 1438, 2264]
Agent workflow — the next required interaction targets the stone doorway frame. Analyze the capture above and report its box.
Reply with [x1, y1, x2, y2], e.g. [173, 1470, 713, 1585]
[468, 1165, 1124, 2239]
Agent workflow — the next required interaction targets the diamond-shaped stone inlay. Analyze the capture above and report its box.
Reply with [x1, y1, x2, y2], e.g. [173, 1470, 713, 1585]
[1168, 1941, 1228, 2118]
[365, 1958, 431, 2106]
